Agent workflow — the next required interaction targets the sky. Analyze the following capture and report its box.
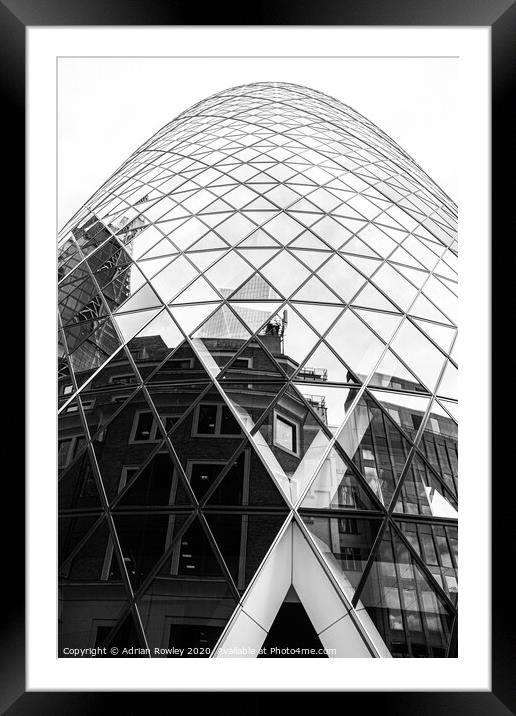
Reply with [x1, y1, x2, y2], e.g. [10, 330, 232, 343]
[57, 56, 458, 229]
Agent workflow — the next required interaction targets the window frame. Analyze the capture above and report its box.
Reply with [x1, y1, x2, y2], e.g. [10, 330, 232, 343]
[272, 410, 300, 456]
[192, 402, 242, 438]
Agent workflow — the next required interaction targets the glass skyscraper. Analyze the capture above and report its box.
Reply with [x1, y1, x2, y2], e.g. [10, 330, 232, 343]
[58, 82, 458, 658]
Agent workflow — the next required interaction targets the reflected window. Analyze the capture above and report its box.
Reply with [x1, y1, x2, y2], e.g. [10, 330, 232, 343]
[274, 413, 298, 454]
[193, 403, 242, 437]
[109, 373, 138, 386]
[130, 411, 160, 442]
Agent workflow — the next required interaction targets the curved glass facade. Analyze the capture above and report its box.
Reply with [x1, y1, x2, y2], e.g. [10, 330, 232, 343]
[58, 82, 457, 658]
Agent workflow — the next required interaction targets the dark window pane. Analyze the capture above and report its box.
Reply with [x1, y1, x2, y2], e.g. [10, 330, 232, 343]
[220, 405, 241, 435]
[134, 412, 154, 441]
[197, 404, 218, 434]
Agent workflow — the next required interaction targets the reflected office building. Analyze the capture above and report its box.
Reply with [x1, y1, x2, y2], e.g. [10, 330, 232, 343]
[58, 82, 458, 658]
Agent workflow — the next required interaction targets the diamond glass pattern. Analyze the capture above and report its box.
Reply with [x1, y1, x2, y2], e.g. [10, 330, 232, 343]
[58, 82, 457, 658]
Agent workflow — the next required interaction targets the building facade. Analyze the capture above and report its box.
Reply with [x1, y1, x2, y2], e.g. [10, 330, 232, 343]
[58, 82, 458, 658]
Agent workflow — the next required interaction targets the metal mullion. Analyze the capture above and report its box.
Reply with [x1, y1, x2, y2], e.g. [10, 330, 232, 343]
[210, 377, 293, 507]
[198, 438, 248, 507]
[215, 310, 292, 383]
[159, 381, 215, 440]
[243, 94, 455, 243]
[292, 512, 382, 657]
[139, 383, 199, 509]
[109, 431, 181, 510]
[210, 511, 293, 656]
[68, 388, 141, 605]
[351, 516, 391, 608]
[198, 512, 241, 603]
[57, 513, 106, 574]
[445, 614, 458, 658]
[390, 519, 456, 615]
[129, 510, 198, 606]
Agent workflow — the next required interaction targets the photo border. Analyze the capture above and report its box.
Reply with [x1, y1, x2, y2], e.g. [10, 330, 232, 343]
[5, 0, 510, 710]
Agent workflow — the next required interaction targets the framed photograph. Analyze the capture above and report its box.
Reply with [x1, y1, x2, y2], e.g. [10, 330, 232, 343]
[6, 0, 509, 709]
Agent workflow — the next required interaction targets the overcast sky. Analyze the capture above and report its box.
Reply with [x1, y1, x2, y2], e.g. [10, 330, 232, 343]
[58, 57, 458, 229]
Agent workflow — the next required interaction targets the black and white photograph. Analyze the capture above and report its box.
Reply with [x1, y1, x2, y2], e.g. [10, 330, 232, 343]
[57, 58, 458, 661]
[15, 17, 501, 703]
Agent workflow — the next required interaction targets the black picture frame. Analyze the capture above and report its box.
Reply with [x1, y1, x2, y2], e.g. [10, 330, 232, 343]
[6, 1, 511, 711]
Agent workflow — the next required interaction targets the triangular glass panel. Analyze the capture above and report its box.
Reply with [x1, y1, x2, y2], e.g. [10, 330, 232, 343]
[169, 276, 221, 305]
[192, 304, 252, 344]
[115, 447, 191, 508]
[368, 348, 425, 393]
[115, 282, 162, 315]
[342, 254, 382, 277]
[99, 609, 146, 654]
[59, 514, 102, 568]
[204, 251, 255, 294]
[58, 445, 102, 510]
[230, 273, 281, 300]
[390, 320, 448, 394]
[370, 263, 420, 312]
[436, 361, 457, 401]
[289, 231, 329, 250]
[168, 302, 219, 338]
[188, 232, 230, 251]
[136, 524, 237, 654]
[206, 512, 289, 593]
[144, 341, 207, 384]
[367, 389, 432, 442]
[59, 518, 121, 582]
[137, 255, 178, 280]
[295, 340, 359, 385]
[204, 444, 287, 508]
[315, 254, 367, 303]
[228, 302, 283, 335]
[437, 398, 458, 423]
[217, 335, 286, 381]
[235, 248, 280, 269]
[150, 255, 200, 304]
[296, 382, 360, 432]
[125, 308, 185, 368]
[340, 235, 381, 258]
[289, 249, 332, 271]
[393, 264, 428, 288]
[66, 318, 123, 389]
[352, 282, 399, 311]
[300, 512, 383, 602]
[90, 389, 167, 502]
[291, 275, 341, 303]
[222, 381, 286, 434]
[260, 251, 311, 299]
[325, 309, 385, 383]
[353, 309, 403, 344]
[335, 392, 414, 507]
[113, 511, 190, 591]
[239, 228, 283, 248]
[300, 444, 379, 511]
[395, 520, 458, 606]
[409, 292, 453, 325]
[355, 524, 455, 657]
[310, 215, 353, 249]
[281, 307, 321, 366]
[185, 249, 226, 273]
[114, 308, 163, 344]
[393, 452, 457, 518]
[254, 384, 331, 479]
[290, 303, 343, 338]
[412, 319, 456, 355]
